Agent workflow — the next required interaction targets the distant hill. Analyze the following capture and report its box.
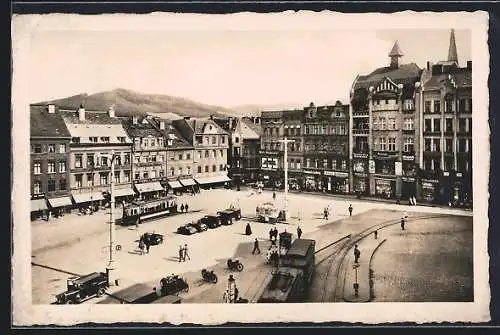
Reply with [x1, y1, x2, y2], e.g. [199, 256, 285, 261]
[36, 88, 237, 119]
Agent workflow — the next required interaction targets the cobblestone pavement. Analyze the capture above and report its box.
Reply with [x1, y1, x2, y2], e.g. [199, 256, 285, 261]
[30, 188, 472, 304]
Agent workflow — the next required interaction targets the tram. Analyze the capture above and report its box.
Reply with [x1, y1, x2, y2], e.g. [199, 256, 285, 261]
[121, 196, 178, 226]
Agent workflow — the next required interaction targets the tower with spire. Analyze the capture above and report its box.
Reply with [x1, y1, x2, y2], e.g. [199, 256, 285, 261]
[447, 29, 459, 66]
[389, 40, 404, 69]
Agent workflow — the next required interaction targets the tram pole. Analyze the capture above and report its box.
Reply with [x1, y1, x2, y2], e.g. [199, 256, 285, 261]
[278, 137, 294, 222]
[107, 150, 119, 286]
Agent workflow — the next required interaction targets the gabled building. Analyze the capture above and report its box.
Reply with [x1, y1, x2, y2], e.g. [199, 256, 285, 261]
[172, 116, 230, 189]
[30, 104, 72, 220]
[282, 109, 304, 188]
[259, 110, 284, 187]
[60, 105, 134, 209]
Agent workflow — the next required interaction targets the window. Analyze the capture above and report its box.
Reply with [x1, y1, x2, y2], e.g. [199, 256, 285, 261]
[33, 162, 41, 175]
[48, 179, 56, 192]
[404, 138, 414, 152]
[205, 150, 209, 158]
[220, 150, 224, 157]
[306, 158, 311, 168]
[100, 137, 110, 143]
[115, 173, 121, 184]
[158, 138, 163, 147]
[341, 160, 347, 170]
[170, 167, 175, 176]
[403, 118, 414, 130]
[434, 101, 441, 113]
[296, 160, 301, 169]
[135, 172, 140, 180]
[75, 155, 83, 168]
[177, 167, 182, 175]
[433, 158, 441, 171]
[379, 118, 386, 130]
[212, 150, 216, 158]
[89, 137, 98, 143]
[34, 144, 42, 153]
[124, 171, 131, 182]
[58, 161, 66, 173]
[444, 157, 454, 172]
[33, 181, 41, 194]
[118, 137, 127, 143]
[135, 155, 141, 164]
[468, 118, 472, 133]
[101, 156, 108, 167]
[424, 158, 432, 171]
[211, 165, 215, 172]
[212, 136, 216, 144]
[404, 99, 414, 110]
[178, 154, 183, 160]
[124, 154, 130, 165]
[424, 119, 432, 132]
[196, 136, 203, 144]
[373, 118, 379, 130]
[458, 139, 466, 152]
[159, 170, 164, 178]
[432, 139, 440, 152]
[75, 174, 83, 188]
[467, 99, 472, 112]
[143, 139, 149, 147]
[445, 118, 453, 132]
[86, 154, 94, 168]
[86, 173, 94, 187]
[379, 137, 386, 151]
[332, 159, 338, 170]
[150, 139, 155, 147]
[446, 139, 453, 152]
[220, 164, 224, 171]
[143, 172, 149, 179]
[433, 119, 441, 132]
[314, 160, 318, 168]
[424, 101, 431, 114]
[47, 162, 56, 173]
[58, 144, 66, 153]
[187, 166, 191, 175]
[48, 144, 55, 153]
[459, 118, 466, 132]
[388, 118, 396, 130]
[197, 166, 202, 173]
[468, 139, 472, 153]
[100, 173, 108, 185]
[323, 159, 328, 168]
[388, 138, 396, 151]
[235, 137, 240, 143]
[186, 153, 191, 160]
[445, 99, 454, 113]
[72, 137, 80, 144]
[205, 166, 209, 173]
[115, 155, 121, 166]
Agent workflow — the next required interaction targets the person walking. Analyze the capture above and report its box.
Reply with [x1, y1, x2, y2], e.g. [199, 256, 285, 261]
[323, 207, 328, 220]
[401, 217, 405, 231]
[185, 203, 189, 213]
[145, 239, 150, 254]
[297, 225, 302, 239]
[252, 238, 261, 254]
[138, 237, 145, 256]
[245, 223, 252, 235]
[354, 245, 361, 263]
[269, 228, 273, 241]
[374, 230, 378, 239]
[178, 245, 184, 262]
[273, 192, 276, 200]
[180, 204, 185, 213]
[183, 244, 190, 261]
[348, 204, 353, 216]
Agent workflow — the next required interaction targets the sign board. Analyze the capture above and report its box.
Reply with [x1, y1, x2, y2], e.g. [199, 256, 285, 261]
[395, 161, 402, 176]
[324, 171, 349, 178]
[368, 160, 375, 174]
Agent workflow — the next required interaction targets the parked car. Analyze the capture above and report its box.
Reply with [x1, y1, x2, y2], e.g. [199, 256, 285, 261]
[160, 274, 189, 296]
[188, 221, 208, 232]
[142, 232, 164, 246]
[98, 283, 159, 304]
[199, 214, 222, 229]
[55, 272, 109, 304]
[177, 224, 198, 235]
[217, 208, 242, 225]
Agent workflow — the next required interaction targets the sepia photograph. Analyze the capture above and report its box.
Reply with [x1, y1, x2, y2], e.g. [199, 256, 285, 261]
[11, 10, 490, 325]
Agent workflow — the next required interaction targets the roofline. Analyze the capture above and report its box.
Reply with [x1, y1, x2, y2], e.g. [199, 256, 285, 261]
[30, 136, 72, 139]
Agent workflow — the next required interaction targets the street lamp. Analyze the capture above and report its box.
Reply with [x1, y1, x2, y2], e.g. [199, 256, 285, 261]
[278, 137, 295, 221]
[353, 263, 360, 298]
[106, 150, 119, 286]
[89, 160, 95, 215]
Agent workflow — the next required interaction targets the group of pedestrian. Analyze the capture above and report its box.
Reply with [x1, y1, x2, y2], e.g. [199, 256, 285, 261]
[179, 203, 190, 213]
[138, 235, 151, 255]
[268, 227, 279, 241]
[178, 244, 191, 262]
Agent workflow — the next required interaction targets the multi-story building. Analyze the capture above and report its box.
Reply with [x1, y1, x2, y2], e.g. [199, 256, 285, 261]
[173, 116, 230, 189]
[302, 102, 350, 193]
[151, 118, 196, 194]
[60, 105, 134, 209]
[350, 41, 423, 200]
[419, 29, 472, 205]
[121, 115, 167, 200]
[259, 110, 284, 187]
[282, 109, 304, 189]
[30, 104, 72, 220]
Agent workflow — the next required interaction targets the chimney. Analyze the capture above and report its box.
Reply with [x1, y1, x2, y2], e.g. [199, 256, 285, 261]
[48, 104, 56, 114]
[132, 115, 138, 124]
[467, 61, 472, 70]
[78, 105, 85, 121]
[228, 117, 233, 130]
[108, 105, 115, 118]
[426, 61, 430, 70]
[159, 120, 165, 130]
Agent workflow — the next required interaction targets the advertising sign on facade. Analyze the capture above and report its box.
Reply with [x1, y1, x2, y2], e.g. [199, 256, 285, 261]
[261, 157, 278, 170]
[395, 161, 402, 176]
[368, 160, 375, 174]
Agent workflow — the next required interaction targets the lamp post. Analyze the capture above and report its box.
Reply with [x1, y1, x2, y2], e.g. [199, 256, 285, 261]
[89, 160, 95, 215]
[278, 137, 295, 221]
[353, 263, 360, 298]
[107, 150, 119, 286]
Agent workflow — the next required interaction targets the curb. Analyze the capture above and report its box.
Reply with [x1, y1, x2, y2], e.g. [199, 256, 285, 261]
[368, 238, 387, 302]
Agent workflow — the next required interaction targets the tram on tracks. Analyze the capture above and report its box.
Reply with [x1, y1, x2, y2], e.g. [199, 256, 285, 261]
[121, 196, 178, 226]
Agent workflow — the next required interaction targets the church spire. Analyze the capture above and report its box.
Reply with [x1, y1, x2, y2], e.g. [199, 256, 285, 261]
[447, 29, 458, 64]
[389, 40, 403, 69]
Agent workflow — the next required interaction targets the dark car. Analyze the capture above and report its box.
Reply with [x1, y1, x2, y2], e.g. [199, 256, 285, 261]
[98, 283, 159, 304]
[199, 215, 222, 229]
[160, 274, 189, 296]
[217, 208, 242, 225]
[188, 221, 208, 232]
[177, 224, 198, 235]
[142, 232, 164, 246]
[55, 272, 109, 304]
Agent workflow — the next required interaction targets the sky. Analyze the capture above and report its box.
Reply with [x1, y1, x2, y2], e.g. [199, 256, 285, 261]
[17, 16, 471, 108]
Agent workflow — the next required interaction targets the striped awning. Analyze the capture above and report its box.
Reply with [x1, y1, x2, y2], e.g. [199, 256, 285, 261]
[134, 181, 164, 193]
[167, 180, 183, 189]
[31, 199, 48, 212]
[195, 175, 231, 185]
[113, 187, 136, 197]
[47, 196, 72, 208]
[72, 192, 105, 204]
[179, 178, 196, 187]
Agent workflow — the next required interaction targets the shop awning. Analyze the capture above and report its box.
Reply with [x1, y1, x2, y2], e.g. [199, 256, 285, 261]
[47, 196, 72, 208]
[179, 178, 196, 187]
[112, 188, 136, 197]
[167, 180, 183, 189]
[134, 181, 164, 193]
[195, 175, 231, 185]
[31, 199, 48, 212]
[72, 192, 105, 204]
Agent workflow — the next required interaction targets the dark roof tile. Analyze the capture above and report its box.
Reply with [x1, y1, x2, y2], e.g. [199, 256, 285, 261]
[30, 105, 71, 138]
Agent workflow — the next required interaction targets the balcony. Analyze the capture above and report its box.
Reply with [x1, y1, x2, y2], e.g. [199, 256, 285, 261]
[402, 107, 415, 114]
[352, 129, 369, 136]
[135, 161, 164, 167]
[352, 110, 369, 117]
[423, 150, 441, 157]
[423, 130, 441, 136]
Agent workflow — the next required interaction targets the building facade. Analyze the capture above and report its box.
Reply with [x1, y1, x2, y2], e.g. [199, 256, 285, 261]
[173, 116, 230, 189]
[419, 29, 473, 205]
[259, 110, 284, 187]
[350, 41, 422, 200]
[282, 109, 304, 189]
[30, 104, 72, 219]
[61, 106, 134, 209]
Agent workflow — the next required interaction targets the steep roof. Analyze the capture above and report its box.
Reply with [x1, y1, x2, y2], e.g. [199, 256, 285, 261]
[185, 118, 228, 135]
[120, 116, 164, 138]
[150, 117, 193, 149]
[236, 118, 261, 140]
[447, 29, 458, 63]
[30, 105, 71, 138]
[423, 68, 472, 90]
[389, 40, 404, 57]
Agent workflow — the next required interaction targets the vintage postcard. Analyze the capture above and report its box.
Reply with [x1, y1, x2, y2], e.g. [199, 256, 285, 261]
[11, 11, 490, 325]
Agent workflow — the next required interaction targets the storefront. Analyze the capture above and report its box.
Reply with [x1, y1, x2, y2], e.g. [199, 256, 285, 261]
[111, 186, 137, 205]
[420, 179, 440, 203]
[194, 174, 232, 189]
[401, 177, 417, 200]
[303, 171, 322, 192]
[166, 179, 184, 195]
[47, 195, 73, 218]
[323, 171, 349, 194]
[134, 181, 165, 200]
[179, 177, 199, 194]
[374, 178, 396, 199]
[353, 173, 369, 195]
[72, 192, 105, 212]
[31, 197, 48, 221]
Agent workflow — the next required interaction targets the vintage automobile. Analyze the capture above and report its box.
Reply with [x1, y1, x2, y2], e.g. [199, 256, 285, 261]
[217, 208, 242, 225]
[256, 202, 286, 223]
[98, 283, 159, 304]
[160, 274, 189, 296]
[177, 224, 198, 235]
[188, 220, 208, 232]
[142, 232, 164, 246]
[55, 272, 109, 304]
[199, 214, 222, 229]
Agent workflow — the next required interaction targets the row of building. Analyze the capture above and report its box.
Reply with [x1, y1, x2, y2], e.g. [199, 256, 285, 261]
[30, 29, 472, 219]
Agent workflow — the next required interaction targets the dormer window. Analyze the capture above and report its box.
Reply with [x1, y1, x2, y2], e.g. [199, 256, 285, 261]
[167, 139, 173, 146]
[100, 137, 110, 143]
[72, 137, 80, 144]
[89, 137, 98, 143]
[117, 137, 126, 143]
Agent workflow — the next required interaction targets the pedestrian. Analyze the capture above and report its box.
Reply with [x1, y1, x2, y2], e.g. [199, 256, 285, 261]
[245, 223, 252, 235]
[297, 225, 302, 239]
[274, 227, 279, 240]
[273, 192, 276, 200]
[252, 238, 261, 254]
[348, 204, 353, 216]
[145, 239, 150, 254]
[183, 244, 190, 261]
[227, 275, 237, 303]
[323, 207, 328, 220]
[185, 203, 189, 213]
[325, 209, 329, 220]
[180, 204, 185, 213]
[401, 217, 405, 231]
[374, 230, 378, 239]
[138, 238, 145, 256]
[269, 228, 273, 241]
[354, 244, 360, 263]
[178, 245, 183, 262]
